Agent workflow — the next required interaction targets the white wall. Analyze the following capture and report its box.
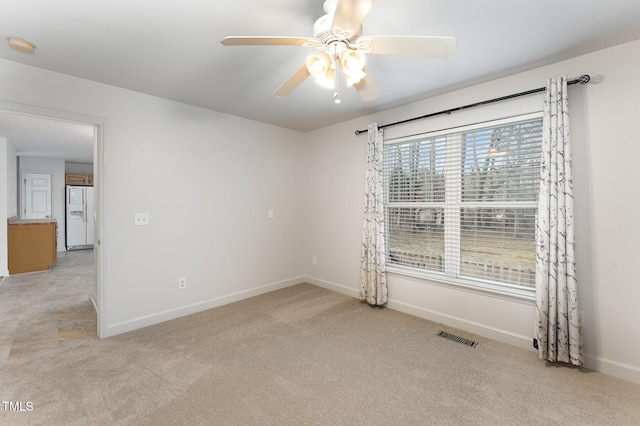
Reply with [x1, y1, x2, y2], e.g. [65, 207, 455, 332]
[65, 162, 93, 175]
[1, 38, 639, 384]
[7, 140, 17, 220]
[19, 156, 66, 252]
[0, 59, 307, 337]
[0, 137, 17, 276]
[1, 138, 7, 275]
[304, 39, 640, 384]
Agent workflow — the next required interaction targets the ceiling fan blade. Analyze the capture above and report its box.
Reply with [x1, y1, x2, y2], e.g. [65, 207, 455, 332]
[273, 64, 311, 97]
[332, 0, 375, 37]
[365, 36, 457, 58]
[221, 36, 318, 47]
[354, 68, 381, 101]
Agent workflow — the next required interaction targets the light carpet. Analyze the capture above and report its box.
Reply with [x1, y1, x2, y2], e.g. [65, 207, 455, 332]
[1, 283, 639, 425]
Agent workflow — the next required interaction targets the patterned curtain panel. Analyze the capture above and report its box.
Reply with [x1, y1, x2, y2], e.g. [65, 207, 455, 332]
[535, 76, 583, 365]
[360, 123, 388, 306]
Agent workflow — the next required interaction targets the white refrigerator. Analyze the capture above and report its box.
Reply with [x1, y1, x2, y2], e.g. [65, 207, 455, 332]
[66, 185, 94, 250]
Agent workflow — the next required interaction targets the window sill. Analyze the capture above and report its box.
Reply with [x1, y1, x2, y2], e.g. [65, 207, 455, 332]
[386, 264, 536, 304]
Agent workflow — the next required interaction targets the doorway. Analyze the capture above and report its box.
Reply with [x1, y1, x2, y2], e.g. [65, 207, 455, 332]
[0, 101, 105, 338]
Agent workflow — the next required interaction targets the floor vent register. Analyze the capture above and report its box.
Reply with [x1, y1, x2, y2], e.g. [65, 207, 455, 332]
[437, 331, 478, 348]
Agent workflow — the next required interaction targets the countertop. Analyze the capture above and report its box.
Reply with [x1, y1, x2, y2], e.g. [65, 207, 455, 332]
[8, 217, 57, 225]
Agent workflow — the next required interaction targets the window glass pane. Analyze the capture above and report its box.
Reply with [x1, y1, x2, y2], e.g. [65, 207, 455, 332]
[459, 207, 536, 287]
[461, 121, 541, 203]
[383, 114, 542, 293]
[386, 206, 444, 272]
[385, 138, 446, 203]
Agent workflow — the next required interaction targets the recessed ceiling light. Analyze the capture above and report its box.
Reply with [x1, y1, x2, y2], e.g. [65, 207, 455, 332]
[7, 37, 36, 54]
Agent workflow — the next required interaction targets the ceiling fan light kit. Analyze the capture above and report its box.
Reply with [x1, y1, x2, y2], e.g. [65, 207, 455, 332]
[306, 52, 332, 80]
[340, 48, 367, 86]
[221, 0, 457, 102]
[7, 37, 36, 54]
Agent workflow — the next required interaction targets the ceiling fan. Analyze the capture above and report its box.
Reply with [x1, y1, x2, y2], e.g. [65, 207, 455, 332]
[221, 0, 457, 103]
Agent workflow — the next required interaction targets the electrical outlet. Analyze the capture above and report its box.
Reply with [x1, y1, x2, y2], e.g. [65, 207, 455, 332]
[312, 256, 317, 266]
[290, 257, 296, 267]
[178, 277, 187, 289]
[134, 213, 149, 226]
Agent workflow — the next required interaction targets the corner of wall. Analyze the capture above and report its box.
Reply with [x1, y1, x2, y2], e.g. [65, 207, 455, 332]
[104, 276, 306, 338]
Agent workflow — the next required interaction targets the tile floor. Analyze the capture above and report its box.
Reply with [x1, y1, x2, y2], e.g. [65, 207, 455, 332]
[0, 249, 97, 361]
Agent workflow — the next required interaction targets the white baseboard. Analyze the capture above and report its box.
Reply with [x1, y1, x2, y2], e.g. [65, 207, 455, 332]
[387, 298, 534, 351]
[105, 273, 640, 385]
[305, 274, 532, 350]
[304, 275, 359, 298]
[584, 355, 640, 385]
[105, 276, 305, 337]
[304, 274, 640, 385]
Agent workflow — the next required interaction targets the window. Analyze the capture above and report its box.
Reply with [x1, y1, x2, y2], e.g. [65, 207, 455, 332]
[383, 113, 542, 293]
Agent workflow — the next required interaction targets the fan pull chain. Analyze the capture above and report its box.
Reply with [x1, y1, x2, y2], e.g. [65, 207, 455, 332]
[333, 43, 341, 104]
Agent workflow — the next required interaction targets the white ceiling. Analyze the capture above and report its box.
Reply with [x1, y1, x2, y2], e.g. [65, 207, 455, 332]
[1, 0, 640, 161]
[0, 113, 94, 164]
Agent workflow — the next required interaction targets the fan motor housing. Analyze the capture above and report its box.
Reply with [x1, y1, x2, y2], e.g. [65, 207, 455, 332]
[313, 10, 361, 44]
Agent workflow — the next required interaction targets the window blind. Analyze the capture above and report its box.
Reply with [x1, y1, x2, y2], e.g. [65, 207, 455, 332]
[383, 114, 542, 289]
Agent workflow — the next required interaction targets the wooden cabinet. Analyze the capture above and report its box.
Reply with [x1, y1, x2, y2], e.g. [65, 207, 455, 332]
[65, 174, 93, 186]
[8, 220, 57, 274]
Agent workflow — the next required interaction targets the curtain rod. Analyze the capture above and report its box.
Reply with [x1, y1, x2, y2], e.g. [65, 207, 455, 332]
[354, 74, 591, 136]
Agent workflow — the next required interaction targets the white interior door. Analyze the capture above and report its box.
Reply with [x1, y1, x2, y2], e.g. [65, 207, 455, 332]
[23, 172, 52, 219]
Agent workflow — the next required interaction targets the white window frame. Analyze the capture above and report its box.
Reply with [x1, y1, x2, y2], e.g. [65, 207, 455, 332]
[383, 112, 542, 300]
